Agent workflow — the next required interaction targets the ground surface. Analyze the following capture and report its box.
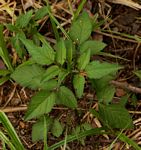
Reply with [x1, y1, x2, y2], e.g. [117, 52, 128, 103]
[0, 0, 141, 149]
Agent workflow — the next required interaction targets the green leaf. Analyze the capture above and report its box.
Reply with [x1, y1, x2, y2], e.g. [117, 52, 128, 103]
[32, 117, 52, 142]
[11, 64, 45, 89]
[58, 69, 69, 85]
[20, 37, 55, 65]
[40, 80, 58, 91]
[15, 10, 33, 28]
[6, 24, 19, 32]
[41, 65, 60, 82]
[69, 11, 92, 44]
[56, 39, 66, 65]
[80, 40, 106, 55]
[25, 91, 56, 120]
[85, 61, 122, 79]
[0, 76, 10, 85]
[56, 86, 77, 108]
[0, 69, 10, 76]
[51, 119, 63, 137]
[73, 74, 85, 98]
[77, 49, 90, 70]
[34, 6, 48, 20]
[11, 32, 26, 58]
[91, 75, 115, 103]
[134, 70, 141, 80]
[65, 40, 75, 63]
[99, 103, 133, 129]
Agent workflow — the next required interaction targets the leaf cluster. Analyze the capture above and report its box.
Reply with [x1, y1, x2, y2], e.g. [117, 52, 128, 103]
[3, 8, 134, 146]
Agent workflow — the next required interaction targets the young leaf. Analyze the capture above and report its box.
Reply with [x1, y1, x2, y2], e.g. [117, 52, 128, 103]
[85, 61, 122, 79]
[77, 49, 90, 70]
[65, 40, 75, 63]
[20, 37, 55, 65]
[73, 74, 85, 98]
[6, 24, 19, 32]
[15, 10, 33, 28]
[55, 39, 66, 65]
[11, 32, 26, 58]
[41, 65, 60, 82]
[56, 86, 77, 108]
[69, 11, 92, 44]
[58, 69, 69, 85]
[80, 40, 106, 55]
[34, 6, 48, 20]
[91, 75, 115, 104]
[32, 117, 52, 142]
[11, 64, 45, 89]
[25, 91, 56, 120]
[51, 119, 63, 137]
[99, 103, 133, 129]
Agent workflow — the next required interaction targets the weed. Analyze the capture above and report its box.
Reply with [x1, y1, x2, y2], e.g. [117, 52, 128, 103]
[0, 5, 140, 150]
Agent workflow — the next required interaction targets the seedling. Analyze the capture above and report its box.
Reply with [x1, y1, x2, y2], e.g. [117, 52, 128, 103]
[1, 7, 136, 149]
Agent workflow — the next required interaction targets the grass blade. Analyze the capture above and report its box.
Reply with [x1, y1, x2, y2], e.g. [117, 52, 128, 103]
[46, 6, 70, 40]
[0, 130, 16, 150]
[73, 0, 87, 20]
[116, 132, 141, 150]
[43, 116, 48, 150]
[0, 111, 25, 150]
[0, 25, 14, 72]
[48, 127, 107, 150]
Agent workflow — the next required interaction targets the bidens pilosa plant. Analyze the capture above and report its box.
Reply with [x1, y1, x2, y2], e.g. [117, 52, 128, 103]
[8, 9, 133, 143]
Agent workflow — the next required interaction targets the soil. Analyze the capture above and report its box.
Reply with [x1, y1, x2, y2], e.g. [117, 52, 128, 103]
[0, 0, 141, 149]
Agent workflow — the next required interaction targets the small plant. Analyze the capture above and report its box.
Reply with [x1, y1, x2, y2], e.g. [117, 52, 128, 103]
[1, 6, 138, 149]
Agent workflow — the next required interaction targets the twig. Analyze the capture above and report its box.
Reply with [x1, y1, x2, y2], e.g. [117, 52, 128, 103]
[0, 106, 27, 113]
[95, 30, 139, 43]
[110, 80, 141, 94]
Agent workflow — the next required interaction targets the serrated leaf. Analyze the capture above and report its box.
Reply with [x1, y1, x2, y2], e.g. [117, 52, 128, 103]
[11, 32, 26, 58]
[11, 64, 45, 89]
[73, 74, 85, 98]
[85, 61, 122, 79]
[77, 49, 90, 70]
[32, 117, 52, 142]
[6, 24, 19, 32]
[25, 91, 56, 120]
[56, 86, 77, 108]
[15, 10, 33, 28]
[134, 70, 141, 80]
[56, 39, 66, 65]
[58, 69, 69, 85]
[80, 40, 106, 55]
[91, 75, 115, 103]
[34, 6, 48, 20]
[20, 37, 55, 65]
[99, 103, 133, 129]
[69, 11, 92, 44]
[51, 119, 63, 137]
[41, 65, 60, 82]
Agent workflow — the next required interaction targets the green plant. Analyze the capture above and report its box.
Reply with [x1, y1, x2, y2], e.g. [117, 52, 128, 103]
[2, 6, 137, 149]
[0, 111, 25, 150]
